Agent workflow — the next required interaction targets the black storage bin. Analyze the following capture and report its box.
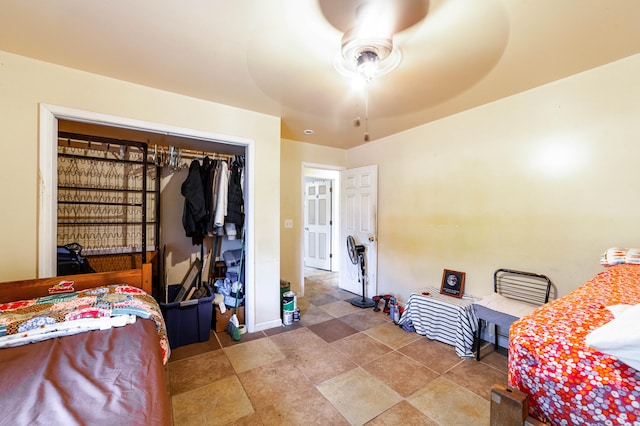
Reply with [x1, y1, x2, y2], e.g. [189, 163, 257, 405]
[160, 284, 213, 349]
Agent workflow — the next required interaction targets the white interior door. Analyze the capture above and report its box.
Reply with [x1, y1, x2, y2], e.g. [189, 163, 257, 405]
[304, 180, 332, 270]
[339, 165, 377, 297]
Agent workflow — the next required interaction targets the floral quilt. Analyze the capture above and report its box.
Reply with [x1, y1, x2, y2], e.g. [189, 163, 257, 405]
[0, 284, 170, 364]
[508, 264, 640, 425]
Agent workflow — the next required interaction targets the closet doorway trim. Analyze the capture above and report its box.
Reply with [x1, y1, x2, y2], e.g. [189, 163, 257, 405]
[38, 103, 255, 321]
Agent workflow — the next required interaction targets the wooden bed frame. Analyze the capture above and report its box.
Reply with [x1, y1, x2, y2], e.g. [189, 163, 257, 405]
[0, 263, 152, 303]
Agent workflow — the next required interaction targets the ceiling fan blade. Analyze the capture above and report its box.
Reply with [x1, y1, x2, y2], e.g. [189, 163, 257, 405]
[318, 0, 430, 35]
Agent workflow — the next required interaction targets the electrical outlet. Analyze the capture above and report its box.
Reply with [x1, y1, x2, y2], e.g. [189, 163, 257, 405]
[284, 219, 293, 228]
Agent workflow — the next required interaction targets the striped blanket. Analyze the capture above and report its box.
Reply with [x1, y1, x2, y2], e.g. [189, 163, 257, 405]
[399, 288, 477, 357]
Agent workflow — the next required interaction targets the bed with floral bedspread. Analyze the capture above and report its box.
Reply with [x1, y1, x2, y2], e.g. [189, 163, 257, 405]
[509, 262, 640, 425]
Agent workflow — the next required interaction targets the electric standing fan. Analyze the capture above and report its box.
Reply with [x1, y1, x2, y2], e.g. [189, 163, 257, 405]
[346, 235, 375, 308]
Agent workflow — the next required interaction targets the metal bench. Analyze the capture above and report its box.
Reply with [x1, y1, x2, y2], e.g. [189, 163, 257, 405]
[474, 268, 551, 361]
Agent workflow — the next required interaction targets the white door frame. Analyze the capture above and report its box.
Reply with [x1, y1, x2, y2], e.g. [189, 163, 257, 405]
[38, 104, 256, 329]
[300, 163, 342, 295]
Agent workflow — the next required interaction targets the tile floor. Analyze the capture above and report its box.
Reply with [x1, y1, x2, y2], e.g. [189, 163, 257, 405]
[167, 269, 509, 425]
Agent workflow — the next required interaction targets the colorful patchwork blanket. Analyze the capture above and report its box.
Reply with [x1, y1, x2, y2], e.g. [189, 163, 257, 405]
[0, 284, 170, 364]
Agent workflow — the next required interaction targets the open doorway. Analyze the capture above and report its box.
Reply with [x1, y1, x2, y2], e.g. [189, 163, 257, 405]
[301, 164, 342, 294]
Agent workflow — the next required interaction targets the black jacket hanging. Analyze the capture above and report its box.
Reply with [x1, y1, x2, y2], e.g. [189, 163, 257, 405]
[181, 160, 207, 245]
[227, 158, 244, 230]
[201, 156, 213, 221]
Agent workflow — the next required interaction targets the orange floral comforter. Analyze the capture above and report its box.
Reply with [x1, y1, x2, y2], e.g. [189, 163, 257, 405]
[509, 264, 640, 425]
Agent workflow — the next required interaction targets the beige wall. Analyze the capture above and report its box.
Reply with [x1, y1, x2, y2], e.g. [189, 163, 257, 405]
[279, 139, 347, 293]
[348, 53, 640, 303]
[279, 54, 640, 306]
[0, 50, 281, 329]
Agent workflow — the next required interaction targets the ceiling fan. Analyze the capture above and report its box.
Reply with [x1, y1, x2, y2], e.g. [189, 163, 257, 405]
[321, 0, 430, 79]
[319, 0, 430, 141]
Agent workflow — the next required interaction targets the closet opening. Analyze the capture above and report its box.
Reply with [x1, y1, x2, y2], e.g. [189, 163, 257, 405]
[38, 104, 255, 331]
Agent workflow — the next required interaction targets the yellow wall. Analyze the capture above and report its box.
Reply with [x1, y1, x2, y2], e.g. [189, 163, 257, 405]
[348, 53, 640, 302]
[0, 50, 281, 328]
[279, 54, 640, 305]
[279, 139, 347, 293]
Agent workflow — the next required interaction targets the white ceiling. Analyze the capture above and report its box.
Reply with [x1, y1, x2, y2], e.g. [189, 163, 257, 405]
[1, 0, 639, 149]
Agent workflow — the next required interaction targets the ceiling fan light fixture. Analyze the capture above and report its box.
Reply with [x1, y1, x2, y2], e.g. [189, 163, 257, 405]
[356, 50, 379, 80]
[334, 42, 401, 81]
[334, 24, 401, 82]
[341, 26, 393, 62]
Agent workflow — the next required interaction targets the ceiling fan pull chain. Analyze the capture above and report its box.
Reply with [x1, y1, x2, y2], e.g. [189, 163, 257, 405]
[364, 81, 370, 142]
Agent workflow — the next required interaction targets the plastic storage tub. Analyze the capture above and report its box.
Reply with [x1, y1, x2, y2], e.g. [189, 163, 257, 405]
[160, 284, 213, 349]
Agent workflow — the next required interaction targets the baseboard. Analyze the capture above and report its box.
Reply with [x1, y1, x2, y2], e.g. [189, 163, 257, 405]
[252, 318, 283, 332]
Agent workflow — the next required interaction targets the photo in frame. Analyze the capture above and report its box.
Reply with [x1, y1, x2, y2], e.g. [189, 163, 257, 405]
[440, 269, 466, 298]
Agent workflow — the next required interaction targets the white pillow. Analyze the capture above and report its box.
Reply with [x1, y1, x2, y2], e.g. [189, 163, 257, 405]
[585, 304, 640, 371]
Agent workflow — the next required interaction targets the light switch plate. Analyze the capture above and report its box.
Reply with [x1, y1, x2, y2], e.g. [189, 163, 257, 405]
[284, 219, 293, 228]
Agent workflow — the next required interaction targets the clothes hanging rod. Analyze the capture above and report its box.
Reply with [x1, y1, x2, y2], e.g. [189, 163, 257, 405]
[170, 147, 235, 160]
[58, 131, 238, 160]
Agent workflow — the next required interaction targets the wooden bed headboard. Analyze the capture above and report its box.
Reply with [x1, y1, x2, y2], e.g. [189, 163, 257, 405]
[0, 263, 152, 303]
